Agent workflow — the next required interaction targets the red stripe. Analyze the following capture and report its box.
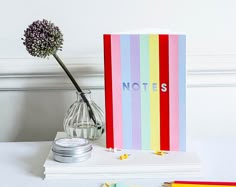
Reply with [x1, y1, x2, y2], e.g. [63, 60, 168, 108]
[103, 34, 114, 148]
[159, 35, 170, 151]
[174, 181, 236, 186]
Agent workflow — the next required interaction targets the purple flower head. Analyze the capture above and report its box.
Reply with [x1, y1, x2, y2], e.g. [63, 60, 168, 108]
[22, 19, 63, 58]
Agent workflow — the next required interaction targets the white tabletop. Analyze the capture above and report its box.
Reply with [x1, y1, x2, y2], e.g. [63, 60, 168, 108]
[0, 137, 236, 187]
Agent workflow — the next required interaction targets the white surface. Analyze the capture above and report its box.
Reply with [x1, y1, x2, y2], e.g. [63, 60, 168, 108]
[0, 137, 236, 187]
[44, 132, 201, 179]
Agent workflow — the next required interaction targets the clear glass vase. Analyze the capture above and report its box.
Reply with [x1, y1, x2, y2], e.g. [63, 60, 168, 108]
[63, 90, 105, 140]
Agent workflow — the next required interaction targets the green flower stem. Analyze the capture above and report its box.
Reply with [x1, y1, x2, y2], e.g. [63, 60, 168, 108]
[53, 53, 96, 124]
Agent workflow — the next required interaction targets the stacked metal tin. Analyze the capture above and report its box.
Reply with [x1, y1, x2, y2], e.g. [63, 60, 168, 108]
[52, 137, 92, 163]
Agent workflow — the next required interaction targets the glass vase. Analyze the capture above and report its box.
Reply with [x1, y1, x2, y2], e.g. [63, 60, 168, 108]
[63, 90, 105, 140]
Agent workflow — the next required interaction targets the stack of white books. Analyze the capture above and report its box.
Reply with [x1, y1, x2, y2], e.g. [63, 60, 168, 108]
[44, 132, 201, 179]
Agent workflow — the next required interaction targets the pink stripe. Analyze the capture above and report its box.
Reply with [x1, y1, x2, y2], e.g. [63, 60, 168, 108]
[169, 35, 179, 151]
[111, 35, 123, 148]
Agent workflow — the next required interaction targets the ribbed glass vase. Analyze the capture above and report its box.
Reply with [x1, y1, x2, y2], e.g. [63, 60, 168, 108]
[63, 90, 105, 140]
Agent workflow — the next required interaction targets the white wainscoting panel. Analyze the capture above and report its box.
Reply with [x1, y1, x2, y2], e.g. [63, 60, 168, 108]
[0, 90, 105, 142]
[188, 54, 236, 87]
[0, 57, 104, 90]
[1, 54, 236, 90]
[0, 55, 236, 141]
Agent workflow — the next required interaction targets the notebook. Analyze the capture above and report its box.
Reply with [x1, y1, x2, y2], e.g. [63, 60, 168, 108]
[104, 33, 186, 151]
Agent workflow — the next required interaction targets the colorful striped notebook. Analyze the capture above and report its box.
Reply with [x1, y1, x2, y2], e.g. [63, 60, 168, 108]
[103, 33, 186, 151]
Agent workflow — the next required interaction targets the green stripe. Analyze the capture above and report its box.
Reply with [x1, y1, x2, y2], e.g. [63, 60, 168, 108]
[140, 35, 150, 149]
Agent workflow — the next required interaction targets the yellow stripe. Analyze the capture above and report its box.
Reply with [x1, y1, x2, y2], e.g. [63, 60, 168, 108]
[149, 34, 160, 150]
[172, 184, 236, 187]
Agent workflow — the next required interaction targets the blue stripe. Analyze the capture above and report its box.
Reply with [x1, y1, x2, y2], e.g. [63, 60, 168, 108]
[178, 35, 186, 151]
[121, 35, 132, 149]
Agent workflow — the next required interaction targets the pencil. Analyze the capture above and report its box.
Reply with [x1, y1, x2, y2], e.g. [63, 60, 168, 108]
[163, 181, 236, 187]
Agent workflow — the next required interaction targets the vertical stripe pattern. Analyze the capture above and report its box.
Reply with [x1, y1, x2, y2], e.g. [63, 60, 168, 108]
[178, 35, 186, 151]
[159, 35, 170, 151]
[169, 35, 179, 151]
[104, 34, 186, 151]
[149, 35, 160, 150]
[111, 35, 122, 149]
[140, 35, 150, 150]
[130, 35, 141, 149]
[103, 34, 114, 148]
[121, 35, 132, 149]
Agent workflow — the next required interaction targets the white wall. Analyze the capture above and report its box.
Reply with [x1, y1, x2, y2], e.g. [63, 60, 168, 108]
[2, 0, 236, 58]
[0, 90, 105, 141]
[1, 0, 236, 141]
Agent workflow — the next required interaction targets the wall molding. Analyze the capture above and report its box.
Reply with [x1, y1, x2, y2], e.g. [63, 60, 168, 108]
[1, 54, 236, 90]
[187, 54, 236, 88]
[0, 57, 104, 91]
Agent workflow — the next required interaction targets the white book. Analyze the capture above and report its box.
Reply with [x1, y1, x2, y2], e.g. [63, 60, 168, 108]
[44, 132, 201, 179]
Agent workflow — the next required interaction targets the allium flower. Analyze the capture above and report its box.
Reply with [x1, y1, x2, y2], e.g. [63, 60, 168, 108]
[22, 19, 63, 58]
[22, 19, 96, 125]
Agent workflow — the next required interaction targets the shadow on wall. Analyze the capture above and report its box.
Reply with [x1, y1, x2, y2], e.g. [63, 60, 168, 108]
[16, 90, 73, 142]
[0, 89, 105, 142]
[0, 90, 74, 142]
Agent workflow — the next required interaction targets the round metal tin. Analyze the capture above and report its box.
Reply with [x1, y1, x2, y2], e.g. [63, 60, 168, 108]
[52, 137, 92, 163]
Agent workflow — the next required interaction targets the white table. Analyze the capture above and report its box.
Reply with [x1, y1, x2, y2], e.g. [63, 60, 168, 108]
[0, 137, 236, 187]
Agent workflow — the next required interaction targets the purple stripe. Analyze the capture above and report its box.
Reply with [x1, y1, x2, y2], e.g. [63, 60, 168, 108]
[130, 35, 141, 149]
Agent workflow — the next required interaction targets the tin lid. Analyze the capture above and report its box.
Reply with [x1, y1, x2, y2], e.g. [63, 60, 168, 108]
[52, 137, 92, 156]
